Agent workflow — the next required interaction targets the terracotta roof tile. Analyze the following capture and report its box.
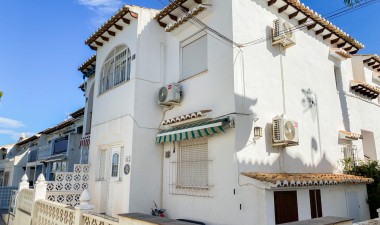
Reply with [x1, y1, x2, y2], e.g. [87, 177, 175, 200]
[78, 54, 96, 73]
[40, 119, 75, 135]
[242, 172, 373, 187]
[70, 107, 85, 118]
[16, 134, 41, 146]
[282, 0, 364, 50]
[85, 6, 138, 49]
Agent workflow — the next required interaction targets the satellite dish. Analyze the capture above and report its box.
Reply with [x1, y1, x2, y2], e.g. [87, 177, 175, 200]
[284, 121, 295, 141]
[158, 87, 168, 103]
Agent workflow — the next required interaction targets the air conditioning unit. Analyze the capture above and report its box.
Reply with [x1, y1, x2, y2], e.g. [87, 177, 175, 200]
[272, 114, 299, 147]
[158, 83, 181, 106]
[272, 18, 296, 48]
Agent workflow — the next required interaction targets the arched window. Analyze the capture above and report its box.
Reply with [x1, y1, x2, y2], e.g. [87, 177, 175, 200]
[111, 153, 120, 177]
[99, 45, 131, 94]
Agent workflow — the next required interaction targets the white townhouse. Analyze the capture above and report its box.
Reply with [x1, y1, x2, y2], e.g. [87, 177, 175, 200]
[0, 142, 26, 187]
[78, 0, 380, 224]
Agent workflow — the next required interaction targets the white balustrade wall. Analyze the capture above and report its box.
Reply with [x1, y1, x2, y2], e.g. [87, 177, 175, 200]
[10, 164, 193, 225]
[33, 200, 76, 225]
[17, 189, 34, 215]
[83, 212, 118, 225]
[46, 164, 90, 206]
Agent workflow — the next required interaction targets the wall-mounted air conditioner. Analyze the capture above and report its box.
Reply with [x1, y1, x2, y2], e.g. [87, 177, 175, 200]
[158, 83, 181, 107]
[272, 114, 299, 147]
[272, 18, 296, 48]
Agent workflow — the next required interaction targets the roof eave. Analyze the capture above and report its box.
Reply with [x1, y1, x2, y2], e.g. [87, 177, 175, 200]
[84, 6, 138, 51]
[265, 0, 364, 53]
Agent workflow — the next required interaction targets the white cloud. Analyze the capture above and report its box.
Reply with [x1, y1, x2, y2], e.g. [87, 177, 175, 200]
[0, 117, 24, 128]
[0, 130, 35, 141]
[77, 0, 123, 14]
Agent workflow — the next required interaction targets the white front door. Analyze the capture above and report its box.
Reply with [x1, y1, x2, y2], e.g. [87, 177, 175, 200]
[106, 146, 121, 215]
[347, 191, 360, 222]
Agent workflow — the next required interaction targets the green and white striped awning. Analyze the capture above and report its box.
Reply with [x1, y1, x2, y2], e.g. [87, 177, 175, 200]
[156, 117, 230, 144]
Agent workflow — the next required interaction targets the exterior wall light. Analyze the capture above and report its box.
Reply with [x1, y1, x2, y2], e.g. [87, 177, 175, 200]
[254, 127, 263, 140]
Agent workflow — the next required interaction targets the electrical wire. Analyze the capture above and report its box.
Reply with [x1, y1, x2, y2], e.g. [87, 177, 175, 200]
[155, 0, 378, 49]
[154, 0, 239, 48]
[240, 0, 380, 48]
[240, 1, 372, 47]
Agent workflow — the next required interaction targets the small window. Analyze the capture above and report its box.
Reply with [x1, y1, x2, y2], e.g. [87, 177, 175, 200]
[181, 33, 207, 80]
[77, 126, 83, 134]
[309, 190, 323, 218]
[111, 153, 120, 177]
[274, 191, 299, 224]
[99, 150, 106, 180]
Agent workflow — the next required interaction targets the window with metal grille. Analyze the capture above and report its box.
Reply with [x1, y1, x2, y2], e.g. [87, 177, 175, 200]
[111, 153, 119, 177]
[169, 137, 212, 197]
[99, 45, 131, 94]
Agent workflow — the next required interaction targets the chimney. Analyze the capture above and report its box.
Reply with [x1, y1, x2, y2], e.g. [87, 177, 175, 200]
[18, 133, 27, 142]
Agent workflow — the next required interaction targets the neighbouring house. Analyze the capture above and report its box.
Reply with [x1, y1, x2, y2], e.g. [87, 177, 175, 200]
[77, 0, 380, 224]
[0, 143, 23, 187]
[15, 108, 85, 186]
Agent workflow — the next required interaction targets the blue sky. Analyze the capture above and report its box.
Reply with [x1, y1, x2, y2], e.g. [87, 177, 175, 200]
[0, 0, 379, 145]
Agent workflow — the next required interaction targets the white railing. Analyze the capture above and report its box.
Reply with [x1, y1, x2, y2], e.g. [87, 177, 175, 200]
[33, 199, 75, 225]
[83, 212, 118, 225]
[10, 166, 191, 225]
[12, 172, 195, 225]
[17, 189, 34, 215]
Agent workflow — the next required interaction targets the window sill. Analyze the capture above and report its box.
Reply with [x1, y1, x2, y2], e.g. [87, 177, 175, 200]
[179, 70, 208, 83]
[98, 79, 130, 96]
[175, 185, 211, 190]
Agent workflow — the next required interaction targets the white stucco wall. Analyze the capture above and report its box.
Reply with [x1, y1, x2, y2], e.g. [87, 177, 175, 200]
[84, 0, 378, 224]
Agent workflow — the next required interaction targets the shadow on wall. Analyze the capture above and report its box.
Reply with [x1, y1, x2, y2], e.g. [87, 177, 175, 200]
[301, 88, 317, 122]
[331, 60, 351, 132]
[234, 94, 258, 151]
[234, 91, 336, 174]
[238, 148, 336, 174]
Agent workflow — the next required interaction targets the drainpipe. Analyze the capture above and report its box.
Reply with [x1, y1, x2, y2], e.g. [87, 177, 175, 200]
[279, 46, 287, 171]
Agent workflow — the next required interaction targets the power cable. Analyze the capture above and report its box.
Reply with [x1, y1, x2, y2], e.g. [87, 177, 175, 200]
[240, 0, 376, 47]
[240, 0, 380, 48]
[154, 0, 239, 48]
[154, 0, 378, 49]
